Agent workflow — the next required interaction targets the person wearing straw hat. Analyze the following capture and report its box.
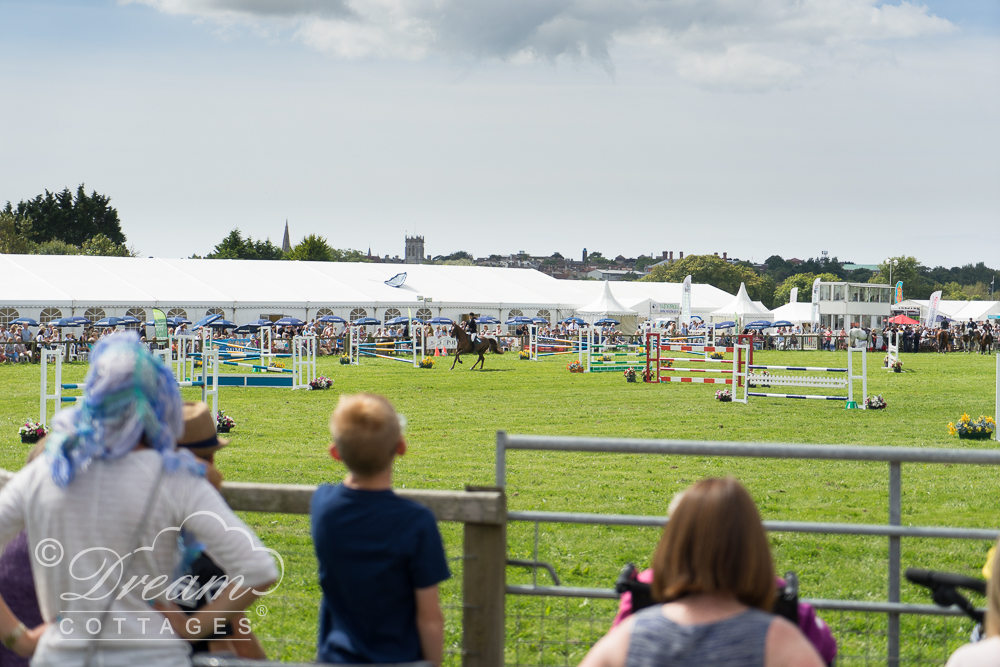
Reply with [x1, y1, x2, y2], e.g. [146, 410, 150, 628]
[0, 333, 278, 667]
[170, 402, 267, 660]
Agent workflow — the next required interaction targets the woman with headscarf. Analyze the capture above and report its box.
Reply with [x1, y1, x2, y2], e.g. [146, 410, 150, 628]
[0, 333, 278, 666]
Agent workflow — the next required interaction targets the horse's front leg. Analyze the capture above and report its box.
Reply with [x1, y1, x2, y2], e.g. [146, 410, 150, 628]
[451, 352, 461, 370]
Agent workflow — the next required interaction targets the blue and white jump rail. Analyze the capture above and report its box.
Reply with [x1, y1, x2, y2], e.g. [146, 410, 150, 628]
[527, 325, 586, 361]
[746, 345, 868, 406]
[348, 328, 425, 367]
[582, 327, 646, 373]
[41, 346, 220, 427]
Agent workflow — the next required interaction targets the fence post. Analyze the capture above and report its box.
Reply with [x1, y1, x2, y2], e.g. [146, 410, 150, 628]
[888, 461, 901, 666]
[462, 486, 507, 667]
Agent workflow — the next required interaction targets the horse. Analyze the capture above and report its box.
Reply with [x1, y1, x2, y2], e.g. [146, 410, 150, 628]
[848, 328, 869, 350]
[450, 322, 503, 370]
[936, 329, 950, 353]
[962, 329, 972, 353]
[982, 331, 994, 355]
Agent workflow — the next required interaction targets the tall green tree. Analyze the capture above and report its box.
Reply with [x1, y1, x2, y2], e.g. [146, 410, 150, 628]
[285, 234, 334, 262]
[206, 229, 284, 260]
[0, 212, 33, 254]
[773, 272, 841, 306]
[4, 185, 126, 246]
[642, 254, 776, 308]
[81, 233, 138, 257]
[869, 256, 932, 300]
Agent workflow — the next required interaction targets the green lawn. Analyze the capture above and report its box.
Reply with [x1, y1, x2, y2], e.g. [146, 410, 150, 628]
[1, 348, 998, 665]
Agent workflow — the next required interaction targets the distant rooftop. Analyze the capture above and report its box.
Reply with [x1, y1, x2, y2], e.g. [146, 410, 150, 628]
[842, 264, 879, 272]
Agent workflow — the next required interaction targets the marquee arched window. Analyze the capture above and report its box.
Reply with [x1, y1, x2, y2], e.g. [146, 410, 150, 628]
[206, 308, 225, 317]
[416, 308, 433, 321]
[508, 309, 523, 319]
[127, 308, 148, 323]
[349, 308, 368, 322]
[0, 308, 19, 327]
[167, 308, 188, 320]
[384, 308, 402, 322]
[84, 308, 106, 323]
[316, 308, 335, 319]
[535, 309, 551, 323]
[40, 308, 63, 324]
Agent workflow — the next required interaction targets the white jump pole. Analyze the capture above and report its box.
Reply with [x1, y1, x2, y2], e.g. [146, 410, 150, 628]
[40, 346, 64, 426]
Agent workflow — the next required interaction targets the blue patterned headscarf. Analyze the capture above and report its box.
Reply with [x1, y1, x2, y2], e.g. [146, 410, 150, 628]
[46, 332, 204, 486]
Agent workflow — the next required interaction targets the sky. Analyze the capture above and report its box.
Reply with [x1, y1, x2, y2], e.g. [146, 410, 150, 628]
[1, 0, 998, 267]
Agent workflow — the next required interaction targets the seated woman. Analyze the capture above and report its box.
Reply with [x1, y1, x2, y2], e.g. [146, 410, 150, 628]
[580, 477, 823, 667]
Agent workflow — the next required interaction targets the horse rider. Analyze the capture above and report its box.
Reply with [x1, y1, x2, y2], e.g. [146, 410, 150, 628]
[466, 312, 480, 346]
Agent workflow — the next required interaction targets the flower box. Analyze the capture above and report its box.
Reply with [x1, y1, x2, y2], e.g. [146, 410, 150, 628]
[959, 432, 992, 440]
[21, 434, 41, 444]
[948, 414, 996, 440]
[218, 426, 232, 434]
[18, 421, 46, 444]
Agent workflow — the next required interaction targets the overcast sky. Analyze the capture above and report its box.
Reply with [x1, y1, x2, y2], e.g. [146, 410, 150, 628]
[2, 0, 998, 267]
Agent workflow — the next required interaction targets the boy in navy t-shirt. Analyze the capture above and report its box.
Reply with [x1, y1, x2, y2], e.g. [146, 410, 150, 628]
[311, 393, 450, 665]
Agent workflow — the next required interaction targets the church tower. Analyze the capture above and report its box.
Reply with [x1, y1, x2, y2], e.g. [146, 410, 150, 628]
[405, 235, 424, 264]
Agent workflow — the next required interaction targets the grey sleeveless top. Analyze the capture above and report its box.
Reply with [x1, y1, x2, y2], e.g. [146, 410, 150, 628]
[625, 605, 774, 667]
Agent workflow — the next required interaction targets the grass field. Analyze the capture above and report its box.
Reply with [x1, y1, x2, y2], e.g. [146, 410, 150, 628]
[1, 347, 998, 665]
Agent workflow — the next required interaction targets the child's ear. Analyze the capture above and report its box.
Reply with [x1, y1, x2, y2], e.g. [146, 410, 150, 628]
[396, 438, 407, 457]
[329, 442, 343, 461]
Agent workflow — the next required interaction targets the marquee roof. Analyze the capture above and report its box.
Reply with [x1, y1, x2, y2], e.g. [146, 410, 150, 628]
[0, 255, 738, 318]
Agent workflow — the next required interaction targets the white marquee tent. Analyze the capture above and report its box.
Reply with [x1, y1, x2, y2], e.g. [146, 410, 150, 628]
[710, 283, 775, 328]
[575, 282, 639, 331]
[0, 254, 738, 328]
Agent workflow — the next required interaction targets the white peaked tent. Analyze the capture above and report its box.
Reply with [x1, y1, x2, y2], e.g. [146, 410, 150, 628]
[710, 283, 774, 329]
[575, 281, 639, 332]
[770, 301, 814, 327]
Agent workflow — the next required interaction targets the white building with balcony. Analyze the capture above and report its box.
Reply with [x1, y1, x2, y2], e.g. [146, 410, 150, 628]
[816, 282, 893, 330]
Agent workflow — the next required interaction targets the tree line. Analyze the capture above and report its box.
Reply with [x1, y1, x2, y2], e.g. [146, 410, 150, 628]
[643, 254, 1000, 308]
[1, 185, 135, 256]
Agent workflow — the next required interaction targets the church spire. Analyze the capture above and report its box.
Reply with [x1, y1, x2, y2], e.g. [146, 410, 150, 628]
[281, 220, 291, 254]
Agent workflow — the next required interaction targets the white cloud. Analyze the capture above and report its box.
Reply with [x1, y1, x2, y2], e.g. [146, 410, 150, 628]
[123, 0, 956, 89]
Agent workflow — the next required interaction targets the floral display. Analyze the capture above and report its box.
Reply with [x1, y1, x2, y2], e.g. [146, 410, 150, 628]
[948, 414, 996, 440]
[419, 358, 435, 369]
[216, 410, 236, 433]
[865, 395, 887, 410]
[642, 367, 654, 382]
[710, 352, 724, 360]
[519, 350, 531, 360]
[623, 367, 637, 382]
[715, 389, 732, 402]
[340, 354, 351, 365]
[310, 376, 333, 390]
[19, 421, 46, 443]
[567, 361, 584, 373]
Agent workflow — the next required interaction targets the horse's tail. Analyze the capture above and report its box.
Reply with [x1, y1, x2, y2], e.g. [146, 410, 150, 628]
[489, 338, 503, 354]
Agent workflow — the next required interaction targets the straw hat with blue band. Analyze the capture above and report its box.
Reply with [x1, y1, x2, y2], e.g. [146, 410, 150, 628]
[177, 402, 229, 455]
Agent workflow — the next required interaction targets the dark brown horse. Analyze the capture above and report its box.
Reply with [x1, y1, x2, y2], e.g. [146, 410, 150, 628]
[936, 329, 950, 353]
[982, 331, 994, 355]
[450, 323, 503, 370]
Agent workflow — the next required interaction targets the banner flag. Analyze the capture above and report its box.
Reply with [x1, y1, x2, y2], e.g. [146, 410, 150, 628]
[811, 278, 821, 328]
[681, 275, 692, 328]
[895, 281, 903, 305]
[926, 290, 942, 328]
[152, 308, 168, 340]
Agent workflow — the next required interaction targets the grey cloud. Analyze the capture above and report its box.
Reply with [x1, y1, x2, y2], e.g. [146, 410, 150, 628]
[127, 0, 955, 89]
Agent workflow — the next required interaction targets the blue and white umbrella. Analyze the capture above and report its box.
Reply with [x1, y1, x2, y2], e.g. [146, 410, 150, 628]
[746, 320, 773, 330]
[208, 319, 237, 329]
[253, 319, 274, 327]
[94, 317, 124, 328]
[531, 317, 549, 324]
[560, 317, 585, 325]
[317, 315, 347, 324]
[427, 317, 454, 325]
[166, 317, 191, 326]
[714, 321, 736, 329]
[505, 316, 534, 325]
[772, 320, 794, 328]
[234, 324, 260, 333]
[385, 316, 422, 325]
[353, 317, 381, 326]
[475, 316, 500, 324]
[594, 318, 621, 326]
[71, 316, 93, 326]
[11, 317, 38, 327]
[275, 317, 305, 327]
[52, 318, 84, 328]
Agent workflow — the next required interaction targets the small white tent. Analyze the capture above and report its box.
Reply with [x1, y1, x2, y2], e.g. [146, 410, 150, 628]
[770, 301, 814, 327]
[575, 282, 639, 332]
[710, 283, 774, 329]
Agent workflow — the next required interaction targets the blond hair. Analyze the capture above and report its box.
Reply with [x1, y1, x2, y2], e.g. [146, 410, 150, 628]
[988, 537, 1000, 638]
[329, 394, 401, 477]
[652, 477, 775, 611]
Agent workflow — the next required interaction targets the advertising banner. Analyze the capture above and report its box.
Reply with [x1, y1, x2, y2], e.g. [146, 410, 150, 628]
[681, 275, 692, 328]
[151, 308, 168, 340]
[811, 278, 821, 327]
[925, 291, 942, 328]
